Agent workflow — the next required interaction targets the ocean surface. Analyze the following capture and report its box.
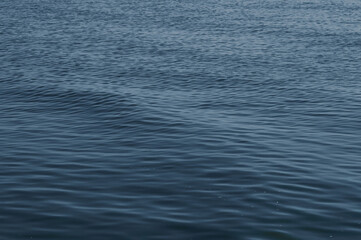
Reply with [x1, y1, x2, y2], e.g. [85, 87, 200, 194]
[1, 0, 361, 239]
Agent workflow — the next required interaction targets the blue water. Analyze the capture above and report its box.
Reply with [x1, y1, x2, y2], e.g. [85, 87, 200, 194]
[1, 0, 361, 239]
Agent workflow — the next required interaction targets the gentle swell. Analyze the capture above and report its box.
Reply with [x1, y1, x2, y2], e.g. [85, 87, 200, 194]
[1, 0, 361, 239]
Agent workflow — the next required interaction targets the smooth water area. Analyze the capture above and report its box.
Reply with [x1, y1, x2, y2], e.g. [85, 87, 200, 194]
[1, 0, 361, 239]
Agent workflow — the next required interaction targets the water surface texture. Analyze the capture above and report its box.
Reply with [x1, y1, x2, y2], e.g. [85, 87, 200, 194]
[1, 0, 361, 239]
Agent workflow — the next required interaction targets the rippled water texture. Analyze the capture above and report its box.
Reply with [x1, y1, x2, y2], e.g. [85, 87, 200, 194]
[1, 0, 361, 239]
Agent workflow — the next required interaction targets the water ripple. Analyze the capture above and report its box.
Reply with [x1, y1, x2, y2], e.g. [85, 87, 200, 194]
[1, 0, 361, 239]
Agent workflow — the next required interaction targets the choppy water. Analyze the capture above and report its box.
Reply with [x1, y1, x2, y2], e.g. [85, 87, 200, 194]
[1, 0, 361, 239]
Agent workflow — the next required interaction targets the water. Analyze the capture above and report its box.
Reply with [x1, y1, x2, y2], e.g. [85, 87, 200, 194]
[1, 0, 361, 239]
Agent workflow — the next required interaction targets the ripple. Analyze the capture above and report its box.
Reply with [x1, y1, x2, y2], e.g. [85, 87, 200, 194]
[1, 0, 361, 239]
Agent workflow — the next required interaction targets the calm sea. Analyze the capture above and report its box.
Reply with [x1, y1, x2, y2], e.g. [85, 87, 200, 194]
[1, 0, 361, 239]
